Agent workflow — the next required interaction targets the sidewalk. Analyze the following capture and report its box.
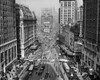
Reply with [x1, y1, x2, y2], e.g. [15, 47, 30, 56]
[59, 63, 69, 80]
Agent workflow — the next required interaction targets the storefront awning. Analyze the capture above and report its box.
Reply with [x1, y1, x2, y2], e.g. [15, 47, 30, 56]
[60, 45, 73, 56]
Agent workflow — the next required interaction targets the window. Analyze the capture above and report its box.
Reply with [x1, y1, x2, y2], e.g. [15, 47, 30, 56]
[68, 2, 71, 7]
[64, 1, 67, 7]
[72, 2, 75, 6]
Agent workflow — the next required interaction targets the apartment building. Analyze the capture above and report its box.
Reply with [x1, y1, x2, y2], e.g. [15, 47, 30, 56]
[0, 0, 17, 73]
[82, 0, 100, 74]
[59, 0, 77, 25]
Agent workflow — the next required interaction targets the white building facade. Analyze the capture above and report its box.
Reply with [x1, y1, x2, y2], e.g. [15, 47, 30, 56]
[19, 5, 34, 59]
[59, 0, 77, 25]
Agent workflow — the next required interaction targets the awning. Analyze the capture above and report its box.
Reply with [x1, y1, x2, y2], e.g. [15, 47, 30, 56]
[60, 45, 73, 56]
[65, 49, 73, 56]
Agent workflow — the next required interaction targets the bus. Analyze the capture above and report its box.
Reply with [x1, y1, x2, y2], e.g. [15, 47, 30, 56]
[59, 59, 69, 63]
[62, 63, 70, 73]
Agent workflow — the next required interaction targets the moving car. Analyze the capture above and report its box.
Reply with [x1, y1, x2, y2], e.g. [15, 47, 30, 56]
[37, 65, 45, 76]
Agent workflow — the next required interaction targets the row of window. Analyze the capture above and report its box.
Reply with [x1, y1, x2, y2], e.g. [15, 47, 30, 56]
[24, 38, 33, 49]
[0, 0, 14, 6]
[0, 46, 16, 65]
[82, 53, 100, 69]
[0, 27, 16, 44]
[61, 1, 75, 7]
[24, 26, 33, 42]
[0, 5, 14, 12]
[0, 2, 16, 45]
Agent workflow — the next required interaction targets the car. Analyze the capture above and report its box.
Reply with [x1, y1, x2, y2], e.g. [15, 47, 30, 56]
[41, 66, 45, 70]
[33, 66, 38, 70]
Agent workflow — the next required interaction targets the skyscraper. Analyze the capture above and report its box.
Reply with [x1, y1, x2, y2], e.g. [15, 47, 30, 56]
[82, 0, 100, 73]
[0, 0, 17, 73]
[16, 4, 35, 59]
[59, 0, 77, 25]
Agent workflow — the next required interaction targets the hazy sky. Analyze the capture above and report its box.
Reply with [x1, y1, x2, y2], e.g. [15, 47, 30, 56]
[16, 0, 83, 15]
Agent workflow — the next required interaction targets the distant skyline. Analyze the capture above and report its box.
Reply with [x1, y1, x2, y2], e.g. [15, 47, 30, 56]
[16, 0, 83, 16]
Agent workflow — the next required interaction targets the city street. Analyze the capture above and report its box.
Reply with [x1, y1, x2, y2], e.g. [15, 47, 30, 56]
[28, 62, 58, 80]
[1, 0, 100, 80]
[27, 42, 69, 80]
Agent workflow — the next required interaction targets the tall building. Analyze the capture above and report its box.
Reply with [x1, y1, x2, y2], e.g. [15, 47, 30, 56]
[16, 4, 35, 59]
[77, 6, 83, 37]
[0, 0, 17, 74]
[16, 4, 21, 60]
[82, 0, 100, 74]
[77, 6, 83, 22]
[59, 0, 77, 25]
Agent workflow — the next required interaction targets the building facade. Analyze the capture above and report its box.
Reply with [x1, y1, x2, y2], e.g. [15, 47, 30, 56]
[0, 0, 17, 74]
[82, 0, 100, 73]
[77, 6, 83, 37]
[59, 24, 74, 56]
[77, 6, 83, 22]
[18, 4, 35, 59]
[59, 0, 77, 25]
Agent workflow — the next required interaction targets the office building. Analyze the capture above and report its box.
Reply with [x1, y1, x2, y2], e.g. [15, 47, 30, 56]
[0, 0, 17, 74]
[77, 6, 83, 37]
[82, 0, 100, 74]
[77, 6, 83, 22]
[17, 4, 35, 59]
[59, 0, 77, 25]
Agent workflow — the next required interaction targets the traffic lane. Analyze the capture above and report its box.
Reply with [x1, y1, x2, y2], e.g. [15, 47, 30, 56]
[40, 63, 57, 80]
[28, 63, 45, 80]
[47, 63, 57, 80]
[28, 62, 59, 80]
[28, 63, 51, 80]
